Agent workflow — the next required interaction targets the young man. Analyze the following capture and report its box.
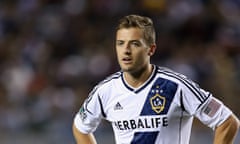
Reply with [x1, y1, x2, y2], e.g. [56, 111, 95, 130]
[73, 14, 239, 144]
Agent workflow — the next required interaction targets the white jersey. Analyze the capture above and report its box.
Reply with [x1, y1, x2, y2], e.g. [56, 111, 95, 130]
[74, 65, 232, 144]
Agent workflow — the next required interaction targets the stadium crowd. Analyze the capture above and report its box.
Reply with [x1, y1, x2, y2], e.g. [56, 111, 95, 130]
[0, 0, 239, 143]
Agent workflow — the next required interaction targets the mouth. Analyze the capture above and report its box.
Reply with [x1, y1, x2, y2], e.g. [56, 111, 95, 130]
[122, 57, 132, 64]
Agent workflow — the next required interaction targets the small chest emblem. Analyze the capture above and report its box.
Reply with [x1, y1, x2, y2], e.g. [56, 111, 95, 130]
[150, 93, 166, 114]
[114, 102, 123, 110]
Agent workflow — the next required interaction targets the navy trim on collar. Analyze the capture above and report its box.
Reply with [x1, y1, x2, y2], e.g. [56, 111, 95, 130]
[121, 65, 158, 93]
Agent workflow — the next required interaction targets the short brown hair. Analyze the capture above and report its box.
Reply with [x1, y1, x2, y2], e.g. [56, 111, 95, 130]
[116, 14, 156, 46]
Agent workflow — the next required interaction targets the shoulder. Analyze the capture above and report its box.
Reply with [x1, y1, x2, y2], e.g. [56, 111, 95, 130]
[156, 65, 201, 89]
[156, 66, 188, 82]
[91, 71, 122, 92]
[156, 65, 211, 102]
[99, 71, 122, 86]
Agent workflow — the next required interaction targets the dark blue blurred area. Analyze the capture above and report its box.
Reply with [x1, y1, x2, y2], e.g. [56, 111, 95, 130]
[0, 0, 239, 143]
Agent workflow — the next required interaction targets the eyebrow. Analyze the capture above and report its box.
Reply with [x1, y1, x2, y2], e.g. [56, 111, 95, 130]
[116, 39, 141, 43]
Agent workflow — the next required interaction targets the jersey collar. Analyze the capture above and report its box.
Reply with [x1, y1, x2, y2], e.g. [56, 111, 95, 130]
[121, 65, 158, 93]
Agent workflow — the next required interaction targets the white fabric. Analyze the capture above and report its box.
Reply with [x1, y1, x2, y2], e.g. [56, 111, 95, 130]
[74, 65, 232, 144]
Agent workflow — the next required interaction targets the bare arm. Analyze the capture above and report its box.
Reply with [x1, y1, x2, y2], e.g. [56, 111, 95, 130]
[72, 124, 97, 144]
[213, 114, 239, 144]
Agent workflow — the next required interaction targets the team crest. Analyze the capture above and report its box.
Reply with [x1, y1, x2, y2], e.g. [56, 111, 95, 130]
[150, 94, 166, 114]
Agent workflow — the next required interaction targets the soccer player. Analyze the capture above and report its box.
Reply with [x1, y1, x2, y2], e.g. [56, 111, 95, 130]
[72, 14, 239, 144]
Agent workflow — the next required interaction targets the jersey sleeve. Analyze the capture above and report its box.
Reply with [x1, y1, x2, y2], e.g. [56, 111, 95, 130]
[179, 78, 232, 130]
[194, 96, 232, 129]
[74, 86, 104, 134]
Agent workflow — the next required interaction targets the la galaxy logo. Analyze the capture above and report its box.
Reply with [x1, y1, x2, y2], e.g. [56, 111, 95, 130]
[141, 78, 177, 116]
[150, 93, 166, 114]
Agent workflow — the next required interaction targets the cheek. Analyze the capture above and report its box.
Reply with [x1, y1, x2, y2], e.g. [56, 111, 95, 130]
[138, 49, 148, 57]
[135, 51, 148, 62]
[116, 49, 122, 61]
[115, 47, 120, 56]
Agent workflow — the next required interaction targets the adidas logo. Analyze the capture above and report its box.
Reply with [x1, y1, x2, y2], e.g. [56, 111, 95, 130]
[114, 102, 123, 110]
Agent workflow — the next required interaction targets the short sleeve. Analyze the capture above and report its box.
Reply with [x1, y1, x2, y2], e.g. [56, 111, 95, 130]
[180, 80, 232, 130]
[74, 86, 104, 134]
[179, 79, 211, 116]
[194, 96, 232, 129]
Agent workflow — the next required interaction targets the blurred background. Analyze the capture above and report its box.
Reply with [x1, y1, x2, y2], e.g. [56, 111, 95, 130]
[0, 0, 239, 143]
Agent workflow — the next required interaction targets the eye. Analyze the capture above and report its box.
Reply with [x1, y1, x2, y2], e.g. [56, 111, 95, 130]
[116, 41, 124, 46]
[131, 41, 141, 47]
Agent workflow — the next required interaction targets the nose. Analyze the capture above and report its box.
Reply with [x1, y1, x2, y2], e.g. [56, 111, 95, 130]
[124, 44, 131, 54]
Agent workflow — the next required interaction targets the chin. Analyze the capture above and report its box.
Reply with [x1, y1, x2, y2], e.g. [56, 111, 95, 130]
[121, 66, 132, 72]
[121, 66, 136, 73]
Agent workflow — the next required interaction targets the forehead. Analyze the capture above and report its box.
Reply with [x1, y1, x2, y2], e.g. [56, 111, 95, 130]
[116, 28, 144, 40]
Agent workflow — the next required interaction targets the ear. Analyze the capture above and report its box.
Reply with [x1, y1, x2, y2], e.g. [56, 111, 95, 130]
[148, 44, 156, 56]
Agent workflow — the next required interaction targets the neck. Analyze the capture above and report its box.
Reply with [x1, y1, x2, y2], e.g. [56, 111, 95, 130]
[124, 64, 153, 88]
